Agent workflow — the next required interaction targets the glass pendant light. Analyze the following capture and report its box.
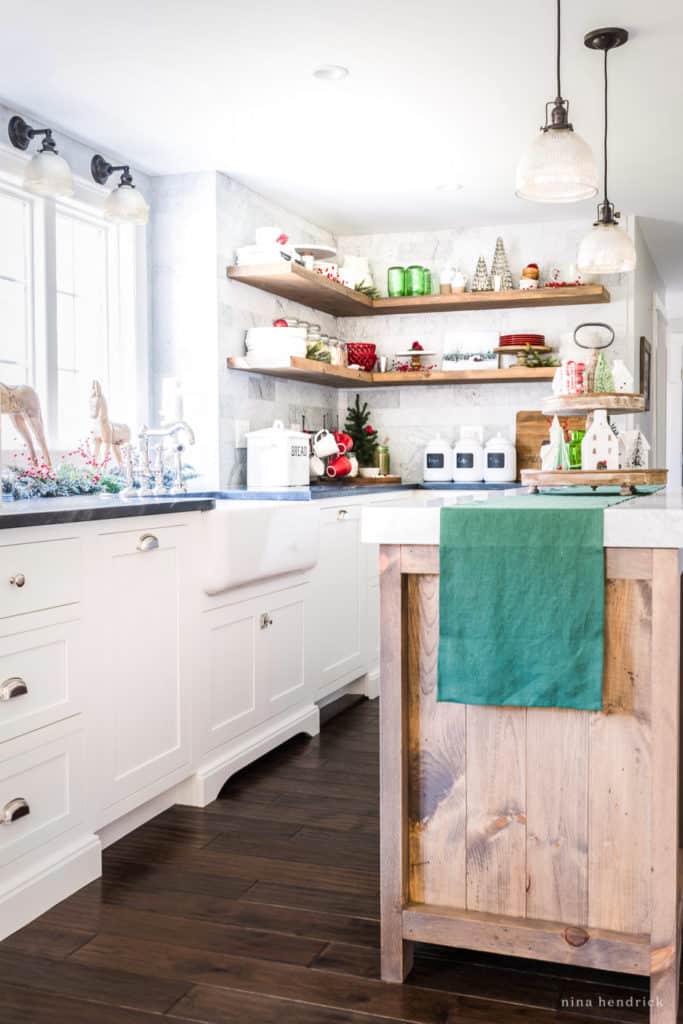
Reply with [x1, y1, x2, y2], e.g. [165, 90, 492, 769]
[8, 116, 74, 198]
[577, 28, 636, 275]
[91, 154, 149, 225]
[515, 0, 598, 203]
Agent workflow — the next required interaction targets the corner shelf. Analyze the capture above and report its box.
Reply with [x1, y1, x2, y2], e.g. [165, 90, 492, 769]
[227, 262, 610, 318]
[542, 393, 645, 416]
[227, 356, 557, 389]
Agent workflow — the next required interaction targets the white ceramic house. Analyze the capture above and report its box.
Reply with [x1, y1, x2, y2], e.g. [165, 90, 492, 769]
[612, 359, 635, 394]
[581, 409, 620, 470]
[620, 428, 651, 468]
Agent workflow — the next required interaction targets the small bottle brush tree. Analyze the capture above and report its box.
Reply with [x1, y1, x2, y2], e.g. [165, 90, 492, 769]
[344, 393, 379, 467]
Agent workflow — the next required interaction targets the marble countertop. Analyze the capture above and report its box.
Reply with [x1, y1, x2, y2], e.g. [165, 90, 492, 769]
[0, 494, 215, 529]
[361, 489, 683, 549]
[190, 482, 521, 502]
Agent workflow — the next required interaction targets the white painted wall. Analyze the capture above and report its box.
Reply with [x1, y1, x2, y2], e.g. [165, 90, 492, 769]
[150, 171, 342, 487]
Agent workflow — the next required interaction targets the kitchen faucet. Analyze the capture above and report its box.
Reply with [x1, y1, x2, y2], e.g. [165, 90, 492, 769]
[138, 421, 196, 496]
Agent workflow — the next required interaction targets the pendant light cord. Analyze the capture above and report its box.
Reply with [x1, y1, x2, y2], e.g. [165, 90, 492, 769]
[603, 47, 609, 204]
[556, 0, 562, 99]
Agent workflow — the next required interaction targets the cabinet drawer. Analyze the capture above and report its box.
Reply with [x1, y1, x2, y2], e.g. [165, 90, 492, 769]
[0, 722, 85, 869]
[0, 622, 82, 744]
[0, 538, 81, 620]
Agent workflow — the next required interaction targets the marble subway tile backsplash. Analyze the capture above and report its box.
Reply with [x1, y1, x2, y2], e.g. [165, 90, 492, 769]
[152, 170, 638, 487]
[332, 220, 632, 483]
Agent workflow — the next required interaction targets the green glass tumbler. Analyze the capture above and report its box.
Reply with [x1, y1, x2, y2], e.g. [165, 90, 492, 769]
[423, 268, 432, 295]
[387, 266, 405, 297]
[568, 429, 585, 469]
[405, 265, 425, 296]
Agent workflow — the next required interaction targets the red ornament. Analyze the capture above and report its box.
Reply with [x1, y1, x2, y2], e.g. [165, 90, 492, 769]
[365, 425, 375, 434]
[411, 340, 424, 351]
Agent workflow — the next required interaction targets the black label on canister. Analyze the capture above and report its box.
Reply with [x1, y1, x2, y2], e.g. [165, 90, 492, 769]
[456, 453, 474, 469]
[426, 453, 445, 469]
[487, 452, 505, 469]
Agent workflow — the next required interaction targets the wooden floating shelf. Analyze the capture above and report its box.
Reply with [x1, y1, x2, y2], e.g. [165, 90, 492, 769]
[521, 468, 667, 494]
[543, 393, 645, 416]
[227, 262, 610, 318]
[227, 356, 557, 389]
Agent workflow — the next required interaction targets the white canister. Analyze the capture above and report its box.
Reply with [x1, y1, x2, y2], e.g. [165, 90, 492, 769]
[246, 420, 310, 489]
[483, 433, 517, 483]
[423, 435, 452, 482]
[452, 426, 484, 483]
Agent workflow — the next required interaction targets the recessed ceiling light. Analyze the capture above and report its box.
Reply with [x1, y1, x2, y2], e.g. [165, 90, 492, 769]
[313, 65, 349, 81]
[436, 183, 464, 192]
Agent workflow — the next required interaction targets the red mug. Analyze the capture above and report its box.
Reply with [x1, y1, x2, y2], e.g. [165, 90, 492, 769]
[334, 431, 354, 454]
[326, 454, 352, 478]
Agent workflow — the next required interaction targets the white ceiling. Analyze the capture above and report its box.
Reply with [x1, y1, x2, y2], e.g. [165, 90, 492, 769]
[1, 0, 682, 286]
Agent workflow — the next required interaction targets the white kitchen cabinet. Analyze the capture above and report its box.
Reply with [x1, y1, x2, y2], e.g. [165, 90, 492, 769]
[0, 620, 83, 744]
[89, 522, 195, 823]
[0, 720, 86, 871]
[200, 583, 307, 756]
[307, 505, 366, 700]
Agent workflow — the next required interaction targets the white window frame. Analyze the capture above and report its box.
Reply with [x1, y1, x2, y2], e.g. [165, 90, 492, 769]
[0, 142, 148, 454]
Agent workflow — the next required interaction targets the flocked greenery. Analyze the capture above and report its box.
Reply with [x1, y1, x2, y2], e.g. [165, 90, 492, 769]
[2, 439, 198, 500]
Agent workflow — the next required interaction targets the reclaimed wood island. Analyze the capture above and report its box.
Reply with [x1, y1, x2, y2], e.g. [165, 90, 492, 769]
[363, 491, 683, 1024]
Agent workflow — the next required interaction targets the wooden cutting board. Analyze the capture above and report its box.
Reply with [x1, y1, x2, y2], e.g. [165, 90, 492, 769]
[515, 410, 587, 479]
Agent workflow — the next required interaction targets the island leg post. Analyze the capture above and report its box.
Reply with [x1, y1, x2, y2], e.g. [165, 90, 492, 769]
[650, 549, 681, 1023]
[379, 544, 414, 982]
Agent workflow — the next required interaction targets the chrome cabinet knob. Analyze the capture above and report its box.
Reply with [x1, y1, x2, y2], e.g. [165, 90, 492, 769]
[0, 677, 28, 701]
[9, 573, 26, 588]
[337, 509, 349, 520]
[2, 797, 30, 824]
[260, 613, 273, 630]
[136, 533, 159, 552]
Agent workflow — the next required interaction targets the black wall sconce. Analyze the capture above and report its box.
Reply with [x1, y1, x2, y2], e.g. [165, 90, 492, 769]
[8, 115, 73, 197]
[91, 153, 148, 224]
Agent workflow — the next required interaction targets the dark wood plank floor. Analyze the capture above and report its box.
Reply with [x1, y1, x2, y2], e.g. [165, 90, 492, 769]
[0, 698, 665, 1023]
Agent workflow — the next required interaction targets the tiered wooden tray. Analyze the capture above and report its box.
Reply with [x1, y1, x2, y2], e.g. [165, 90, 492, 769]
[542, 392, 645, 415]
[526, 392, 666, 494]
[521, 468, 667, 495]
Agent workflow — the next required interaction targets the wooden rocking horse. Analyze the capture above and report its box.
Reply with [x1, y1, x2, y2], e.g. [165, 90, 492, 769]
[0, 382, 51, 467]
[89, 381, 131, 466]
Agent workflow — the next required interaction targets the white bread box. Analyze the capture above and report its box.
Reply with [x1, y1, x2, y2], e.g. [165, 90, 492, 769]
[246, 420, 310, 489]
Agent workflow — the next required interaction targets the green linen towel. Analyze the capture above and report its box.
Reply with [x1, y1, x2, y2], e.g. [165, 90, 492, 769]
[437, 494, 630, 710]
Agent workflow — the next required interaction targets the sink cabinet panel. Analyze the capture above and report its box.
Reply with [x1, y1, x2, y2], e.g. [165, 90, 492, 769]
[199, 583, 308, 757]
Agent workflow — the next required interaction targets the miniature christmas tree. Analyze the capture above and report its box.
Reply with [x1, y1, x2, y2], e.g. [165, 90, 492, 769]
[471, 255, 492, 292]
[490, 236, 514, 290]
[593, 352, 615, 393]
[344, 393, 379, 467]
[631, 432, 646, 468]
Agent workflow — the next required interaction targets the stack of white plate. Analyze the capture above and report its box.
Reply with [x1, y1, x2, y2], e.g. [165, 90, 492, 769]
[234, 245, 295, 265]
[244, 327, 307, 368]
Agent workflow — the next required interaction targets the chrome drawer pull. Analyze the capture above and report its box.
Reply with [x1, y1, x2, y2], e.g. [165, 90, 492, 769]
[260, 613, 273, 630]
[337, 509, 349, 520]
[9, 573, 26, 588]
[0, 677, 28, 701]
[137, 533, 159, 552]
[2, 798, 30, 824]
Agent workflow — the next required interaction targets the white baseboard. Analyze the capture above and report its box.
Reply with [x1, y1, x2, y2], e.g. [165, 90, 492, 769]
[318, 669, 380, 708]
[0, 834, 101, 941]
[347, 669, 380, 701]
[97, 788, 181, 850]
[175, 703, 320, 807]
